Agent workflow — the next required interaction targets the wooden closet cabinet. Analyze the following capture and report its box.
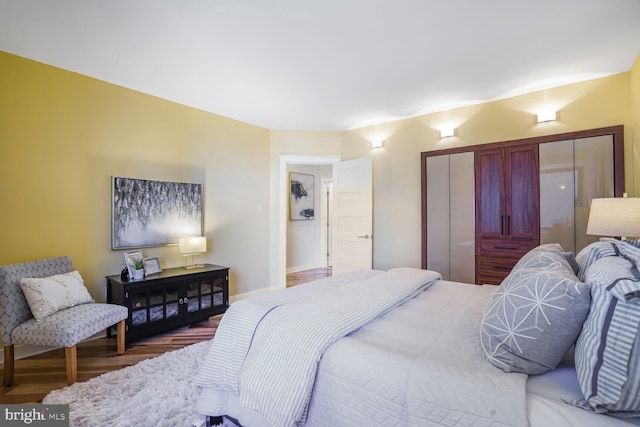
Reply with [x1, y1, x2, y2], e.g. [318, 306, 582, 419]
[475, 144, 540, 284]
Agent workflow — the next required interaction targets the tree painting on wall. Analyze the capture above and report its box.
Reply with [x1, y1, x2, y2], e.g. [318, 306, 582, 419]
[289, 172, 314, 220]
[112, 176, 203, 249]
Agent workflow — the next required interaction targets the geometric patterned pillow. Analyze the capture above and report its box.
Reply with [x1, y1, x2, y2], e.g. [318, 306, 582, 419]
[572, 255, 640, 415]
[19, 270, 94, 321]
[481, 245, 591, 374]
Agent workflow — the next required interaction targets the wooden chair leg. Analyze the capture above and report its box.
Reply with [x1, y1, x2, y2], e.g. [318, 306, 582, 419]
[65, 345, 77, 385]
[3, 345, 14, 386]
[116, 319, 126, 354]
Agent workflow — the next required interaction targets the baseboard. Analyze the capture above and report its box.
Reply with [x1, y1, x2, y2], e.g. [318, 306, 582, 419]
[0, 331, 107, 364]
[286, 263, 321, 275]
[229, 286, 278, 304]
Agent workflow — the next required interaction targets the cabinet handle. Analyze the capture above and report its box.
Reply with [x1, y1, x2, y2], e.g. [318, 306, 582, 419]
[493, 265, 513, 271]
[494, 245, 518, 250]
[500, 215, 504, 235]
[507, 215, 511, 235]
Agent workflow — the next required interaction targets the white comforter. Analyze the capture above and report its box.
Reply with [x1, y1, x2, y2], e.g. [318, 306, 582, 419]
[304, 280, 528, 427]
[195, 270, 528, 427]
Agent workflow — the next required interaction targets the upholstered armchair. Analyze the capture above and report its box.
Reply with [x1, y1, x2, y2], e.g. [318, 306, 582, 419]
[0, 256, 128, 385]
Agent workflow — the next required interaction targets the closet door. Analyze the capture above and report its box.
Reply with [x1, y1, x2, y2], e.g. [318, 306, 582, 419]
[425, 152, 475, 282]
[475, 144, 539, 285]
[539, 135, 615, 254]
[475, 149, 505, 238]
[426, 155, 451, 277]
[506, 145, 540, 240]
[475, 145, 539, 241]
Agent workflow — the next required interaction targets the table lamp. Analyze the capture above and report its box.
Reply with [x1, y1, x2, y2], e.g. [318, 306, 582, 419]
[586, 197, 640, 240]
[179, 236, 207, 269]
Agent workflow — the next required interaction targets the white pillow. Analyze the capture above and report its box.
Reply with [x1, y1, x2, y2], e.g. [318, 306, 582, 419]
[20, 270, 94, 320]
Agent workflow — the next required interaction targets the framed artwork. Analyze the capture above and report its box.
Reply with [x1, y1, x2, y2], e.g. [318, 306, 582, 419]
[112, 176, 203, 249]
[124, 250, 144, 278]
[143, 257, 162, 276]
[289, 172, 314, 220]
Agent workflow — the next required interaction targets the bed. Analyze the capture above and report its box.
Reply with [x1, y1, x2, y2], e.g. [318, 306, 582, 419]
[194, 240, 640, 426]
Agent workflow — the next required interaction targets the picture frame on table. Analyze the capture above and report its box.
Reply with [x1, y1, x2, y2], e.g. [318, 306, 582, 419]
[143, 257, 162, 276]
[124, 250, 144, 278]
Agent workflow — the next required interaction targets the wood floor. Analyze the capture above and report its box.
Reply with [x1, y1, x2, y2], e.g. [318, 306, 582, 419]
[286, 267, 332, 287]
[0, 267, 331, 405]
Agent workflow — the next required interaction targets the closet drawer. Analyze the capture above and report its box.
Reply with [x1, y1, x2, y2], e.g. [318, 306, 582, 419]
[478, 241, 532, 257]
[476, 256, 519, 285]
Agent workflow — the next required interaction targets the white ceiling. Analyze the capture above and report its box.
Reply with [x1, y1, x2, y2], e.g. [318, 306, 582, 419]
[1, 0, 639, 131]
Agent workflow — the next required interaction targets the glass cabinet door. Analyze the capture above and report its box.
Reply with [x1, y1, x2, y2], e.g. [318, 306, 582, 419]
[185, 276, 226, 313]
[130, 284, 180, 326]
[131, 292, 148, 326]
[163, 286, 180, 320]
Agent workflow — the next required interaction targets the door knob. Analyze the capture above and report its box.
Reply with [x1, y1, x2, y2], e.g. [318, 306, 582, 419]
[357, 234, 370, 239]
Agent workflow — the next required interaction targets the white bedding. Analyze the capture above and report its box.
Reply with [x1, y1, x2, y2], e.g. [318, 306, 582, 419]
[196, 273, 640, 426]
[196, 268, 442, 426]
[303, 280, 527, 427]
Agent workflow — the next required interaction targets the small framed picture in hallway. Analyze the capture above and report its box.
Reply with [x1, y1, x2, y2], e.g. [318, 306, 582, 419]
[289, 172, 314, 220]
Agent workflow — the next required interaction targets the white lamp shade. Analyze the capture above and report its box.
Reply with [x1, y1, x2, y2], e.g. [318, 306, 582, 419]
[586, 198, 640, 238]
[179, 236, 207, 254]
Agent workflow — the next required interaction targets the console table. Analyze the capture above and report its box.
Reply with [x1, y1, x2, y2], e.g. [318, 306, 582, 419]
[106, 263, 229, 347]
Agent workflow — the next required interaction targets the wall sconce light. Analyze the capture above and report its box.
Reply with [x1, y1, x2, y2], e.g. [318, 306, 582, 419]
[371, 138, 384, 149]
[537, 110, 557, 123]
[440, 127, 455, 138]
[179, 236, 207, 269]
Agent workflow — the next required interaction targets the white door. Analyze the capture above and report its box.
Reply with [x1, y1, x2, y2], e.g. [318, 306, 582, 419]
[331, 157, 373, 275]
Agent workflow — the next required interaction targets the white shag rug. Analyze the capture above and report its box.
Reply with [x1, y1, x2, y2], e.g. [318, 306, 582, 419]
[43, 341, 231, 427]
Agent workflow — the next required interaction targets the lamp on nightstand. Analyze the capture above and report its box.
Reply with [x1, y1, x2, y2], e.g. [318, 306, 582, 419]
[586, 197, 640, 240]
[179, 236, 207, 269]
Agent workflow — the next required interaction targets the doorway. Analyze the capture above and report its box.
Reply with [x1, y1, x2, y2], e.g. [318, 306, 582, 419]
[278, 154, 341, 289]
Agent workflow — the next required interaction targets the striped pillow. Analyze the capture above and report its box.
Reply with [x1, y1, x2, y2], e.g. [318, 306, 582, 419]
[575, 240, 618, 281]
[572, 252, 640, 415]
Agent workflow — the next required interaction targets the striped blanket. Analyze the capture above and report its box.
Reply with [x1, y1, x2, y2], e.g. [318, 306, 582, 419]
[195, 268, 441, 427]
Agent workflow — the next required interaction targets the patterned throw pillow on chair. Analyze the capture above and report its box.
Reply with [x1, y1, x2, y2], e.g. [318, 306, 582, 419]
[19, 270, 95, 320]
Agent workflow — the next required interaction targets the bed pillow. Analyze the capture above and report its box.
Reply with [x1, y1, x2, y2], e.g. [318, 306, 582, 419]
[622, 239, 640, 249]
[572, 252, 640, 415]
[575, 240, 618, 281]
[20, 270, 94, 320]
[481, 245, 591, 374]
[562, 252, 580, 274]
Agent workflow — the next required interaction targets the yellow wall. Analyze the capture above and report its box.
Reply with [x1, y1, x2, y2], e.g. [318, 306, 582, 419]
[339, 70, 636, 270]
[631, 55, 640, 194]
[0, 51, 271, 299]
